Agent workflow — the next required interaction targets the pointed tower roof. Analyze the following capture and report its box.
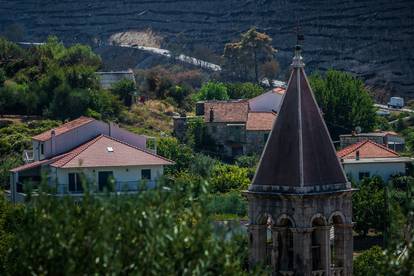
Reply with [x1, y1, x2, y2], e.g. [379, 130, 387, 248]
[249, 46, 349, 194]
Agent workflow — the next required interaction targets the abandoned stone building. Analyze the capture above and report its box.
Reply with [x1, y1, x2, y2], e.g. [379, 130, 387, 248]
[245, 46, 354, 275]
[173, 100, 278, 158]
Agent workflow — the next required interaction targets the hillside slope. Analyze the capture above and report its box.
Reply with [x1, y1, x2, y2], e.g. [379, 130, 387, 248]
[1, 0, 413, 98]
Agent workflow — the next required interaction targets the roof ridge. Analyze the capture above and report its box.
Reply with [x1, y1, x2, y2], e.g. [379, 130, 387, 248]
[337, 139, 399, 158]
[32, 116, 95, 141]
[101, 135, 175, 164]
[52, 135, 104, 167]
[337, 140, 368, 158]
[367, 139, 400, 156]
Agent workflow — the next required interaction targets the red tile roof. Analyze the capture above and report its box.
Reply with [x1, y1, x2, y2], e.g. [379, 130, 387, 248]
[204, 101, 249, 123]
[32, 116, 95, 141]
[246, 112, 277, 131]
[10, 153, 70, 173]
[50, 135, 174, 168]
[272, 87, 286, 95]
[337, 139, 399, 159]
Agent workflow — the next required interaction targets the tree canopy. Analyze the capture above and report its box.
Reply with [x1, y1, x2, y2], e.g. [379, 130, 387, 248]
[310, 69, 376, 138]
[223, 27, 278, 83]
[195, 81, 229, 101]
[0, 36, 123, 120]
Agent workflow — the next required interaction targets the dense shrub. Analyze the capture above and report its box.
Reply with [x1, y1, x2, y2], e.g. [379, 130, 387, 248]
[2, 180, 250, 275]
[190, 153, 219, 179]
[210, 164, 250, 193]
[352, 176, 386, 236]
[207, 191, 247, 217]
[354, 246, 386, 276]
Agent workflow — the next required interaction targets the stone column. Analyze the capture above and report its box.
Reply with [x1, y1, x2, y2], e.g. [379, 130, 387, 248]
[271, 226, 279, 273]
[291, 227, 313, 276]
[316, 226, 332, 276]
[248, 224, 267, 268]
[333, 224, 353, 276]
[271, 226, 292, 273]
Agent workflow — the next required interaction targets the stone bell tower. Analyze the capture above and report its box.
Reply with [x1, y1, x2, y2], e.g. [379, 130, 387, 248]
[245, 43, 354, 276]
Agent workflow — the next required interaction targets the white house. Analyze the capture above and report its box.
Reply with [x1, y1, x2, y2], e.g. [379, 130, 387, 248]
[9, 117, 173, 202]
[337, 139, 412, 182]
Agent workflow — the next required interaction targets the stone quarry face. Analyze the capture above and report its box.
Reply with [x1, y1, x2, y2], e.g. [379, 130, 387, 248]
[3, 0, 413, 98]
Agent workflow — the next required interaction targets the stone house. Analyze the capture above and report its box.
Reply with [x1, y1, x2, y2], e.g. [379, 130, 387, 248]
[173, 94, 281, 159]
[197, 100, 277, 158]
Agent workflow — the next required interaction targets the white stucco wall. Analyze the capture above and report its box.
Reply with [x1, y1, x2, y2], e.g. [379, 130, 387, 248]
[53, 165, 164, 193]
[343, 162, 406, 182]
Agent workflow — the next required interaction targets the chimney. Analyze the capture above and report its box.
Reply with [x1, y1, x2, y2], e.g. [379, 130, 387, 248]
[51, 129, 56, 155]
[355, 150, 360, 161]
[209, 108, 214, 123]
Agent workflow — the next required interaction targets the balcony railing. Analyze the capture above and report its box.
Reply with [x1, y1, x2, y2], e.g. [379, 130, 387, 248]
[56, 181, 156, 195]
[23, 150, 34, 163]
[331, 267, 344, 276]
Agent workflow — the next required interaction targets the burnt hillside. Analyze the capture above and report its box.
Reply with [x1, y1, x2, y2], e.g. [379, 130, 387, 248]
[1, 0, 413, 98]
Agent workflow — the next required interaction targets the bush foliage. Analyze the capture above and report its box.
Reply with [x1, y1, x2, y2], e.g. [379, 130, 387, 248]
[1, 180, 252, 275]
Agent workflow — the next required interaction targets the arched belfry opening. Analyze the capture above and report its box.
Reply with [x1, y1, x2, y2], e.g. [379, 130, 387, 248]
[244, 38, 354, 276]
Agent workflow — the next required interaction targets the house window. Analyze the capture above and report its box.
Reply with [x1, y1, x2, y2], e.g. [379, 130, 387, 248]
[141, 169, 151, 180]
[40, 143, 44, 155]
[98, 171, 114, 191]
[358, 172, 370, 180]
[264, 133, 269, 142]
[68, 173, 83, 193]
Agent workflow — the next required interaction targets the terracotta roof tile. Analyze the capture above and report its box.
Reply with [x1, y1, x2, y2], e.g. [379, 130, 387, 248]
[246, 112, 277, 131]
[204, 101, 249, 123]
[50, 135, 174, 168]
[337, 139, 399, 159]
[32, 116, 95, 141]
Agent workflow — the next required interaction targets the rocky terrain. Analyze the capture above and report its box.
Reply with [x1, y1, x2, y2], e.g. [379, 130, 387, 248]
[1, 0, 413, 99]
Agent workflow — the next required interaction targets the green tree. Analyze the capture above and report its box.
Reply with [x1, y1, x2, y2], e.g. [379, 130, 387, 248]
[310, 70, 376, 138]
[111, 79, 136, 107]
[196, 81, 229, 101]
[157, 137, 194, 174]
[225, 82, 264, 99]
[353, 176, 386, 236]
[223, 27, 278, 83]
